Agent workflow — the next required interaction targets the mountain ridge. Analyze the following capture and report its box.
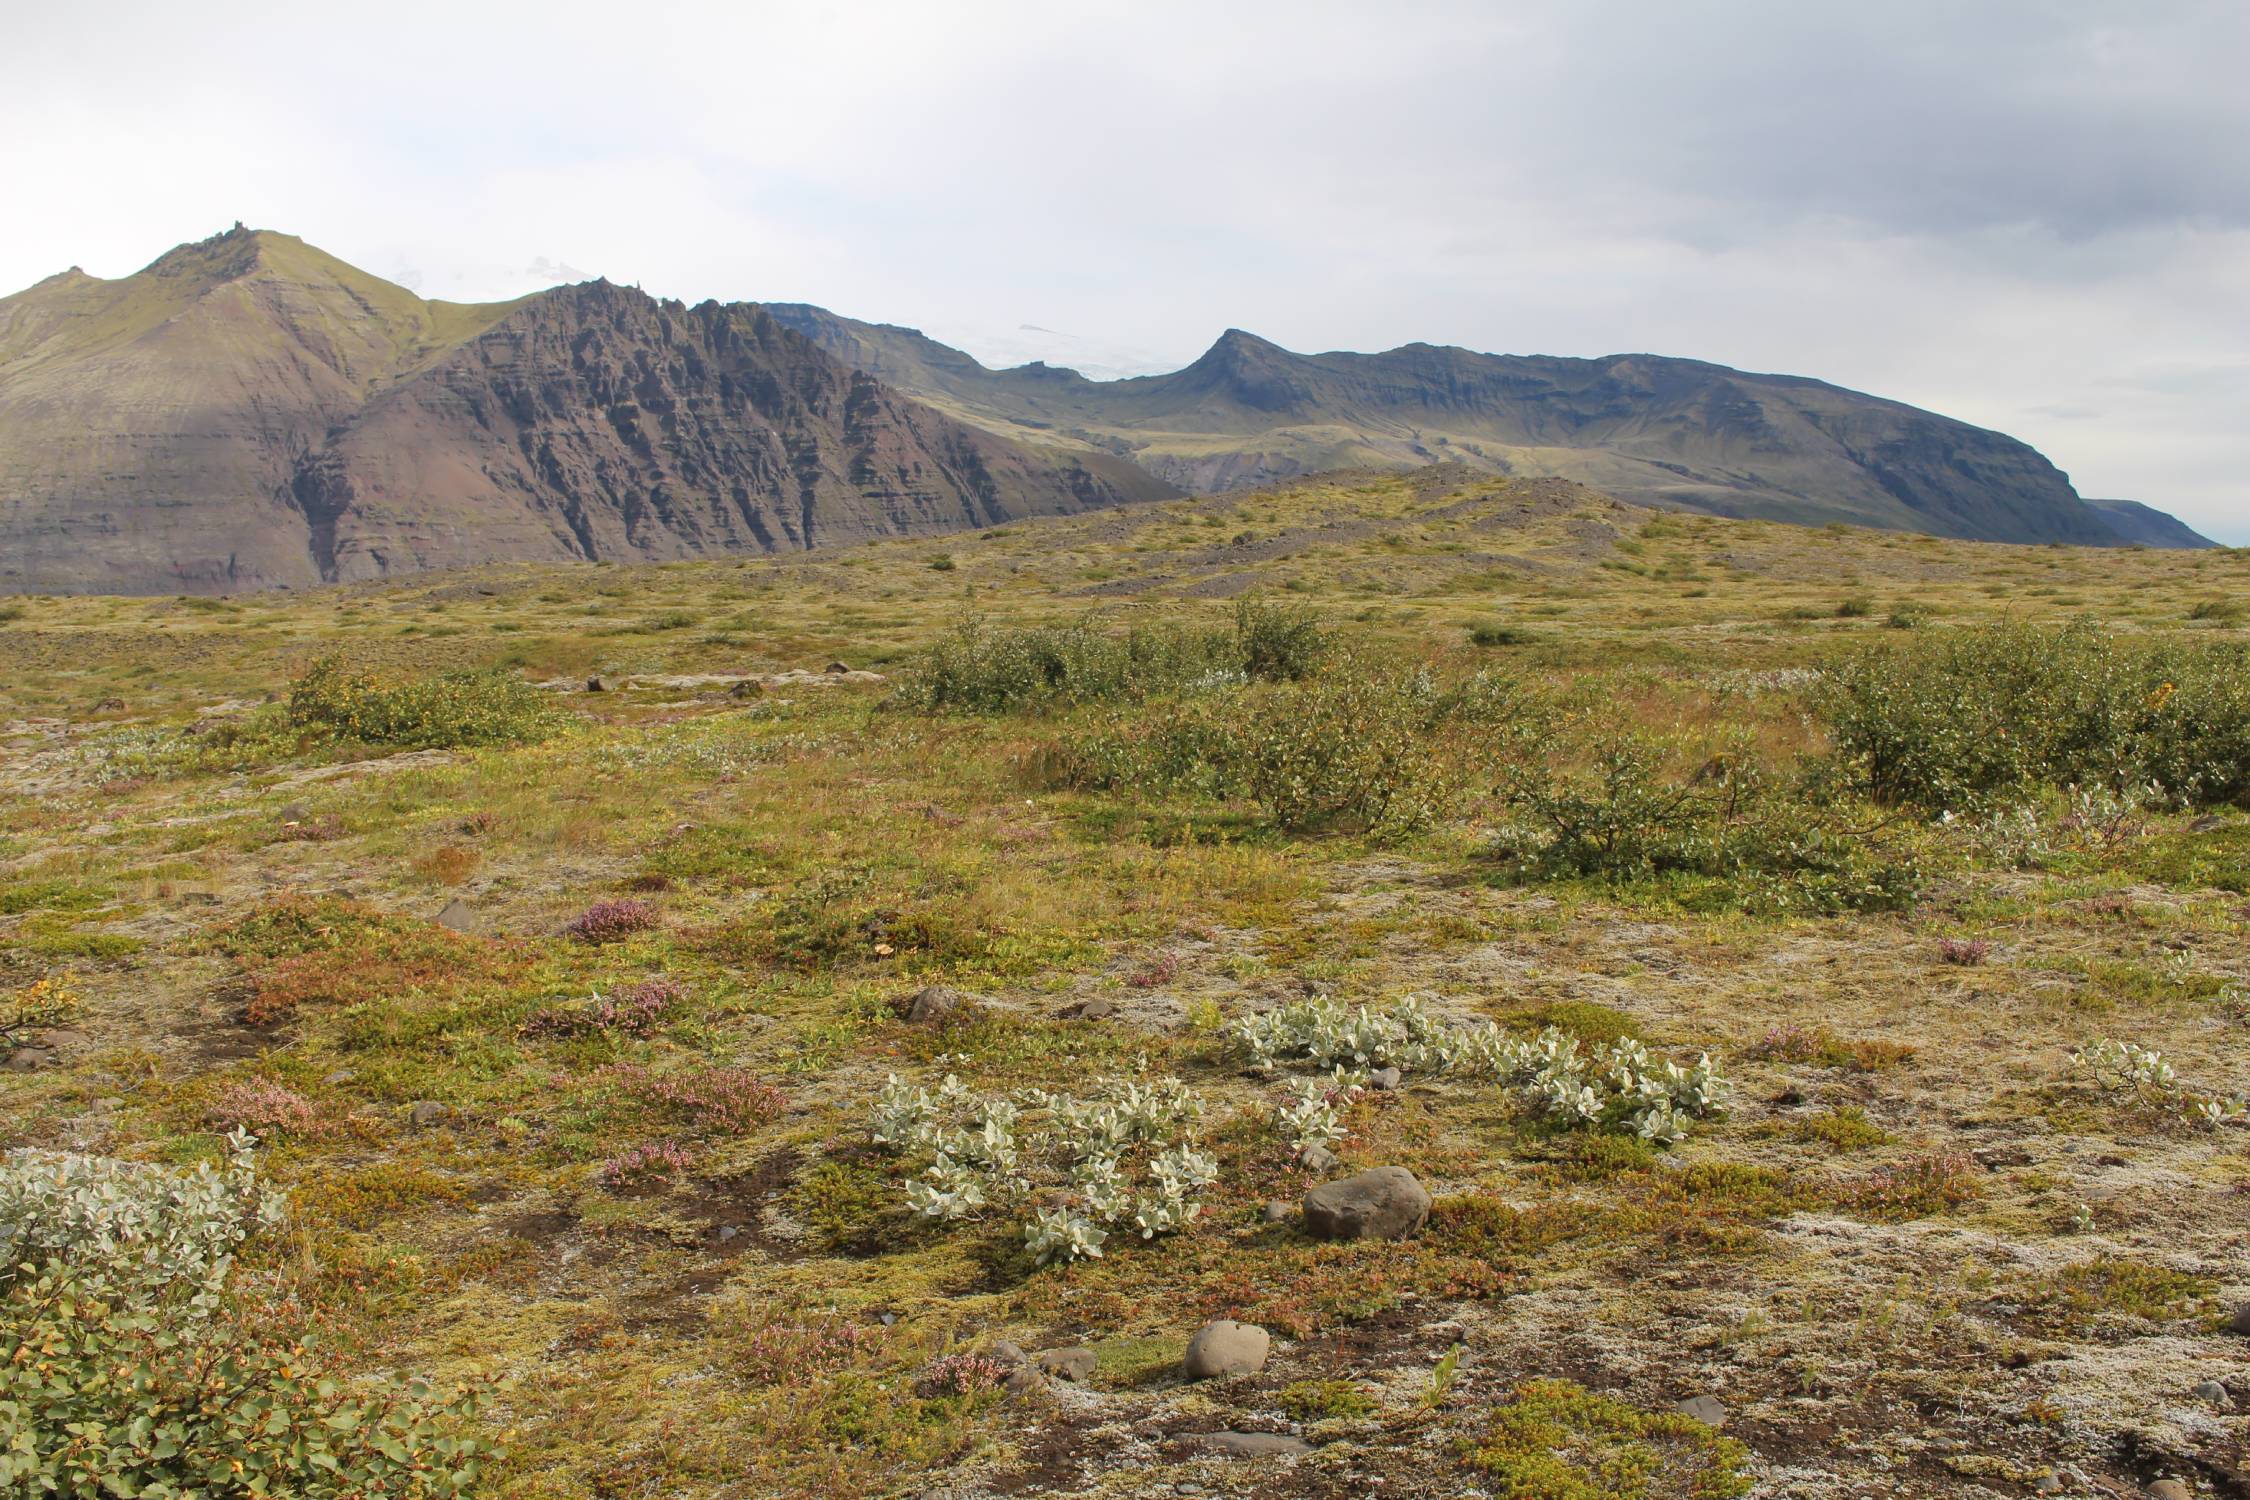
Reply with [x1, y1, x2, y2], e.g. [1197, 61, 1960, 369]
[0, 229, 2215, 596]
[765, 305, 2214, 549]
[0, 228, 1174, 594]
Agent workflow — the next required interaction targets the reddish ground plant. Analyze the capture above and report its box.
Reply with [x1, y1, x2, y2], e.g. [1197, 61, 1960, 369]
[1125, 952, 1181, 988]
[568, 899, 660, 943]
[916, 1353, 1010, 1397]
[734, 1315, 882, 1387]
[599, 1140, 694, 1190]
[1842, 1152, 1979, 1220]
[1937, 937, 1994, 966]
[206, 1078, 323, 1138]
[601, 1061, 787, 1134]
[523, 978, 685, 1039]
[207, 895, 528, 1026]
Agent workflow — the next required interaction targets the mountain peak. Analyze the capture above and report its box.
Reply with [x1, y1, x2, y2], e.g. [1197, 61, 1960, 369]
[1175, 328, 1306, 414]
[142, 222, 291, 281]
[1203, 327, 1287, 363]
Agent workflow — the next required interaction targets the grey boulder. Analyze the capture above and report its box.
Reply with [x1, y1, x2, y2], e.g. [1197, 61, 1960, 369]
[1303, 1166, 1430, 1241]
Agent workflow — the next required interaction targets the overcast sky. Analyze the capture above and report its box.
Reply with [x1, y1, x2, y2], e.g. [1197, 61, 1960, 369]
[8, 0, 2245, 540]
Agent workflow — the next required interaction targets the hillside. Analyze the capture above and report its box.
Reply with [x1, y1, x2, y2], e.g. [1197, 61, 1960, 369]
[0, 228, 1173, 595]
[2084, 497, 2219, 549]
[3, 477, 2248, 1498]
[766, 306, 2212, 548]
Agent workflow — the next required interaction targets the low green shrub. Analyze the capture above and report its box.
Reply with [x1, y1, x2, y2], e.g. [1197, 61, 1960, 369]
[1454, 1378, 1751, 1498]
[1054, 657, 1525, 836]
[1468, 620, 1540, 648]
[0, 1136, 496, 1496]
[896, 601, 1325, 714]
[1496, 740, 1922, 914]
[1822, 622, 2250, 809]
[289, 657, 567, 750]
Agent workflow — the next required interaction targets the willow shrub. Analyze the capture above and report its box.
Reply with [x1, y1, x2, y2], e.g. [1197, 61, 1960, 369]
[1052, 658, 1527, 837]
[0, 1137, 497, 1496]
[896, 601, 1327, 715]
[1822, 622, 2250, 810]
[289, 656, 566, 750]
[1495, 740, 1923, 915]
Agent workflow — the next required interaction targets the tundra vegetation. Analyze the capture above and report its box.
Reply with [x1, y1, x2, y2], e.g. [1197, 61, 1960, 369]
[1, 470, 2247, 1498]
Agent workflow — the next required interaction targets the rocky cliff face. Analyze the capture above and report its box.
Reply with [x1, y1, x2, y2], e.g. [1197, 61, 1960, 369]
[292, 282, 1170, 583]
[767, 308, 2196, 548]
[0, 229, 1173, 594]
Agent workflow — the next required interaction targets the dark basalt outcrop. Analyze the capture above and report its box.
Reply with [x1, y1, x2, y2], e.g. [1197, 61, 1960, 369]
[291, 283, 1171, 584]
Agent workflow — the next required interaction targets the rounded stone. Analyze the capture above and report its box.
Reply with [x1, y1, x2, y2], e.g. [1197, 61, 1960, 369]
[1033, 1346, 1096, 1383]
[899, 985, 975, 1025]
[1676, 1394, 1728, 1428]
[1182, 1319, 1270, 1379]
[1302, 1166, 1431, 1242]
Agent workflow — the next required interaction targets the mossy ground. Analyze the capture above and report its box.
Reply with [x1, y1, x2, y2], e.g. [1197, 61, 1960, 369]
[3, 470, 2247, 1498]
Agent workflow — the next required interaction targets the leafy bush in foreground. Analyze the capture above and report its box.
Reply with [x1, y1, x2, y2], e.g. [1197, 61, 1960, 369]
[0, 1134, 496, 1496]
[290, 656, 566, 750]
[1823, 622, 2250, 809]
[897, 600, 1326, 714]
